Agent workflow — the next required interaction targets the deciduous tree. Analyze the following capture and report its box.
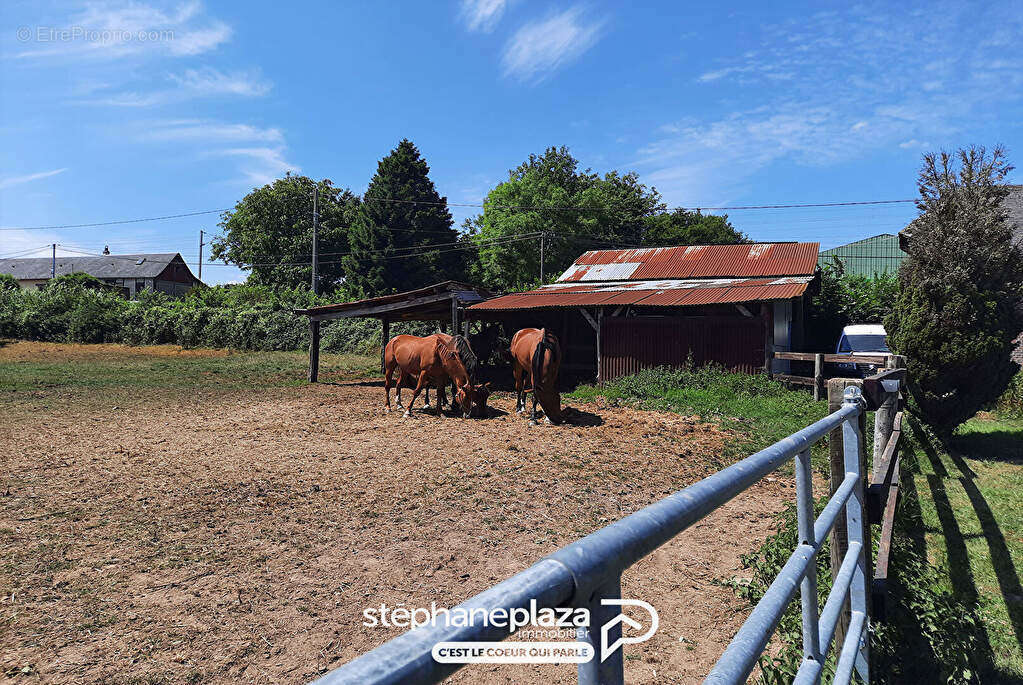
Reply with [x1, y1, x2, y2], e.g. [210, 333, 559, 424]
[211, 174, 359, 293]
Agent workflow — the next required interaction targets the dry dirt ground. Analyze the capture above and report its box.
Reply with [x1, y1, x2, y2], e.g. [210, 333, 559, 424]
[0, 344, 793, 684]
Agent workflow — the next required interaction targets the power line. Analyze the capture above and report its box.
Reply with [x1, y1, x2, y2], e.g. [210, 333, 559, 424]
[0, 197, 919, 232]
[0, 244, 55, 258]
[53, 233, 543, 269]
[1, 208, 230, 231]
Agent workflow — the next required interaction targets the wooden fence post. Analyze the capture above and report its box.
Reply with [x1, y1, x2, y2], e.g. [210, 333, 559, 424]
[380, 317, 390, 374]
[308, 319, 320, 383]
[828, 377, 871, 649]
[813, 353, 824, 401]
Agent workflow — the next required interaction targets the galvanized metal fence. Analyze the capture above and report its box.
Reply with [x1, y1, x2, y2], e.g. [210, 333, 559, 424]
[314, 386, 879, 685]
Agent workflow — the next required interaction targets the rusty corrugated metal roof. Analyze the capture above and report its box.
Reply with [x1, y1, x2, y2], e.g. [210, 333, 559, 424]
[558, 242, 819, 281]
[469, 276, 812, 311]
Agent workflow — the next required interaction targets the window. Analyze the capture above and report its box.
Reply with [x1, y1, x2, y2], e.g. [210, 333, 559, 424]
[846, 334, 889, 352]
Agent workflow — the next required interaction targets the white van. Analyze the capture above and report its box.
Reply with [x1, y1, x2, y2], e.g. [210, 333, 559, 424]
[835, 324, 890, 377]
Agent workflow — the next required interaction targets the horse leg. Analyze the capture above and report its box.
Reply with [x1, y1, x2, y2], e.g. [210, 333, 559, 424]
[424, 385, 431, 410]
[513, 366, 524, 413]
[395, 370, 406, 409]
[404, 372, 429, 418]
[530, 389, 539, 426]
[384, 364, 395, 412]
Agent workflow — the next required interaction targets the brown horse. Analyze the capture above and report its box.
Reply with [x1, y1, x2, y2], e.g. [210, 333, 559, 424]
[384, 334, 488, 418]
[510, 328, 562, 425]
[394, 333, 488, 413]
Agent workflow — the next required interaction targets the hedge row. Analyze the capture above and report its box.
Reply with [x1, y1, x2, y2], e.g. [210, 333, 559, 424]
[0, 278, 430, 354]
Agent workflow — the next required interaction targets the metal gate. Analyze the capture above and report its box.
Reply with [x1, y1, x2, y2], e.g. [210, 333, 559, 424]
[312, 383, 883, 685]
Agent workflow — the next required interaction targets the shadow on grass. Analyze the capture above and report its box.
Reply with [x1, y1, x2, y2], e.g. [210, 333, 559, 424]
[903, 416, 1023, 683]
[951, 427, 1023, 464]
[948, 424, 1023, 659]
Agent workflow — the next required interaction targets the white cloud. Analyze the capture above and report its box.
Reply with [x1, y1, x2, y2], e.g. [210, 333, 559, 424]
[460, 0, 510, 33]
[216, 147, 299, 186]
[14, 1, 231, 61]
[0, 168, 68, 190]
[898, 139, 930, 150]
[170, 67, 271, 96]
[138, 119, 284, 144]
[126, 119, 296, 186]
[639, 2, 1023, 204]
[501, 7, 606, 83]
[76, 68, 271, 107]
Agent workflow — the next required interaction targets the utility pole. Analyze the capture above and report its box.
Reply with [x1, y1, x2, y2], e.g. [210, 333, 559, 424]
[197, 229, 205, 280]
[539, 231, 546, 282]
[311, 184, 319, 295]
[51, 243, 56, 279]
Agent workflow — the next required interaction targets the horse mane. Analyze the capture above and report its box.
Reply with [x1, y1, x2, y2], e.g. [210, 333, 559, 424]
[451, 335, 478, 382]
[531, 329, 559, 394]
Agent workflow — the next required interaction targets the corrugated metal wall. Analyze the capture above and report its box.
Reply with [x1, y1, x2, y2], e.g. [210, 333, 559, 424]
[600, 315, 765, 380]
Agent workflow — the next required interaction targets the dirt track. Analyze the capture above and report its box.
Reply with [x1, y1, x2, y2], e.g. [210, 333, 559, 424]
[1, 376, 790, 683]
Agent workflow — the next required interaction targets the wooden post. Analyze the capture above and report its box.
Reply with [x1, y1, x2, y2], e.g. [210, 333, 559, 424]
[827, 377, 871, 649]
[451, 296, 459, 336]
[380, 317, 390, 373]
[308, 319, 320, 383]
[813, 353, 824, 401]
[763, 305, 775, 378]
[596, 307, 604, 384]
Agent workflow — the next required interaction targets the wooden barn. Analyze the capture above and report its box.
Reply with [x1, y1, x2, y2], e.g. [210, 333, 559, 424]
[467, 242, 820, 382]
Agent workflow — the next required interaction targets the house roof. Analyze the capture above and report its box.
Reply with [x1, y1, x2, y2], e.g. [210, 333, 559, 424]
[557, 242, 819, 282]
[0, 253, 193, 280]
[470, 275, 815, 312]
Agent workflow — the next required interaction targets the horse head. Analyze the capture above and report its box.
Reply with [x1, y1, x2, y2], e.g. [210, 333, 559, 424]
[443, 336, 483, 418]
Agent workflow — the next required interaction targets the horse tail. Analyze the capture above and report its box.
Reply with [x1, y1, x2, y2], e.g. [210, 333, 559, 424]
[531, 328, 547, 394]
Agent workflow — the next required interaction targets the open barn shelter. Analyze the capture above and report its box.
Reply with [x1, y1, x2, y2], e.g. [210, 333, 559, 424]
[468, 242, 820, 382]
[296, 281, 491, 382]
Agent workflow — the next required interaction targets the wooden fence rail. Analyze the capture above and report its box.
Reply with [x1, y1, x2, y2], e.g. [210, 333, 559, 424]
[771, 352, 897, 400]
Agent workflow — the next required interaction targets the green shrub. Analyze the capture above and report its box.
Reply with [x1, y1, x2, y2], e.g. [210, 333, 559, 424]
[0, 280, 389, 353]
[68, 291, 126, 343]
[996, 370, 1023, 418]
[805, 266, 898, 351]
[0, 273, 19, 292]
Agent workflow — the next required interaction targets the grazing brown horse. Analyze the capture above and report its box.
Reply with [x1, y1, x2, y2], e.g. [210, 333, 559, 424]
[384, 334, 488, 418]
[394, 333, 489, 413]
[510, 328, 562, 425]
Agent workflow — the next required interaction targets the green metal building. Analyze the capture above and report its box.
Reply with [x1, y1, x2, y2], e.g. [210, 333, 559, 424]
[817, 233, 906, 277]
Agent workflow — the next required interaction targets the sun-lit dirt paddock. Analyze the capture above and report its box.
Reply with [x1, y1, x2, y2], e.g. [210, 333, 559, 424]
[0, 343, 792, 684]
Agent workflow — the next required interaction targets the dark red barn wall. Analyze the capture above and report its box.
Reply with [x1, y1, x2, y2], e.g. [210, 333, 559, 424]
[600, 314, 766, 381]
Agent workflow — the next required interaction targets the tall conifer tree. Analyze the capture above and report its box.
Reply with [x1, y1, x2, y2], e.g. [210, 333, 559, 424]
[342, 140, 462, 296]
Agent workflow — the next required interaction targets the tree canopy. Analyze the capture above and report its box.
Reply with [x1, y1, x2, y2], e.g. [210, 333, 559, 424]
[465, 147, 745, 291]
[642, 208, 747, 246]
[340, 139, 462, 297]
[211, 174, 360, 293]
[886, 145, 1023, 435]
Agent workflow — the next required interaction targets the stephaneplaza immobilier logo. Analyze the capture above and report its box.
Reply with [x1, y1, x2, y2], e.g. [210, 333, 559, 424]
[363, 599, 659, 664]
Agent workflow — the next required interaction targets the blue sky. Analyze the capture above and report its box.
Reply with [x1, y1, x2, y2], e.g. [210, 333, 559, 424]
[2, 0, 1021, 284]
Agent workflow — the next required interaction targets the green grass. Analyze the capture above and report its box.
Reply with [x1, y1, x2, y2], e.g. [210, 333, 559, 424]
[906, 413, 1023, 682]
[0, 341, 378, 410]
[568, 365, 829, 468]
[568, 365, 1023, 682]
